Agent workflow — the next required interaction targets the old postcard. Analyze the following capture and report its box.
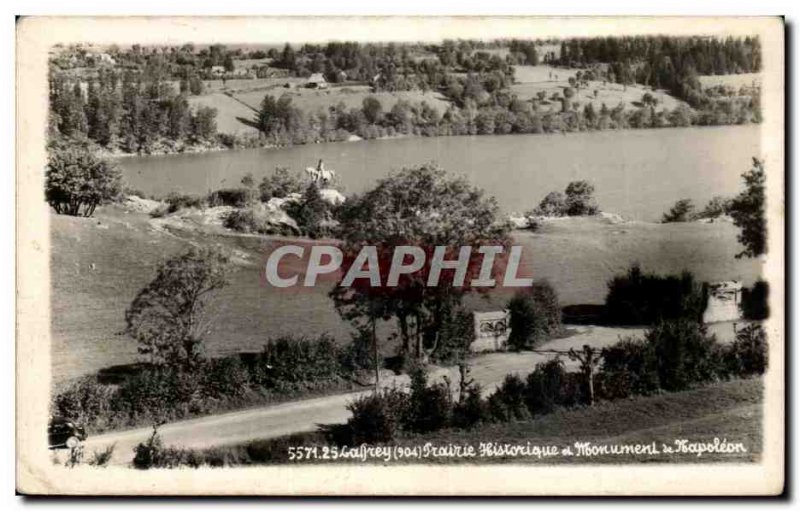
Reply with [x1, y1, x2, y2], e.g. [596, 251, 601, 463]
[16, 16, 785, 495]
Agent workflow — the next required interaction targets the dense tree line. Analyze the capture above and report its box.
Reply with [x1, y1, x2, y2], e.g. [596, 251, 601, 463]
[49, 68, 219, 153]
[270, 41, 514, 92]
[555, 35, 761, 109]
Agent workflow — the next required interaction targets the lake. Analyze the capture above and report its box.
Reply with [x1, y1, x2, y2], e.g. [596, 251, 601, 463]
[119, 125, 762, 222]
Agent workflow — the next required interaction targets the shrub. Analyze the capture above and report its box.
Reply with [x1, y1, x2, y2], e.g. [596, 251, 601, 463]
[598, 337, 659, 398]
[284, 183, 332, 239]
[741, 280, 770, 320]
[133, 428, 189, 469]
[164, 193, 206, 213]
[524, 358, 571, 415]
[695, 196, 731, 220]
[564, 180, 599, 216]
[45, 145, 123, 217]
[255, 335, 344, 389]
[661, 198, 695, 223]
[487, 374, 530, 422]
[725, 323, 768, 376]
[89, 444, 116, 467]
[207, 187, 255, 208]
[604, 265, 708, 325]
[223, 208, 260, 233]
[452, 384, 489, 428]
[201, 357, 250, 400]
[533, 191, 567, 217]
[646, 319, 719, 391]
[346, 389, 409, 444]
[404, 368, 453, 433]
[52, 376, 117, 430]
[259, 167, 304, 201]
[506, 282, 562, 350]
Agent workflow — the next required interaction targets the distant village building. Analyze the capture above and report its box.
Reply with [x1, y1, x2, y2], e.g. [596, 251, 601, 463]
[96, 53, 115, 66]
[210, 66, 226, 76]
[306, 73, 328, 89]
[470, 310, 510, 352]
[703, 281, 743, 323]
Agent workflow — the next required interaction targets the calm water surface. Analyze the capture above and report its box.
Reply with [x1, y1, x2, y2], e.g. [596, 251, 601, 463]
[120, 125, 761, 222]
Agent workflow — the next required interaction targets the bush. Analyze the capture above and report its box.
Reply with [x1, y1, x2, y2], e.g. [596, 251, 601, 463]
[533, 191, 567, 217]
[284, 183, 332, 239]
[52, 376, 117, 430]
[223, 208, 258, 232]
[452, 384, 489, 428]
[201, 357, 250, 400]
[598, 337, 659, 398]
[661, 198, 695, 223]
[45, 145, 123, 217]
[346, 389, 409, 444]
[695, 196, 731, 220]
[646, 319, 719, 391]
[164, 193, 206, 213]
[564, 180, 599, 216]
[741, 280, 770, 320]
[524, 358, 572, 415]
[723, 323, 768, 377]
[133, 428, 189, 469]
[259, 167, 304, 201]
[207, 187, 255, 208]
[487, 374, 530, 422]
[506, 282, 562, 350]
[254, 335, 344, 390]
[604, 265, 708, 325]
[404, 368, 453, 433]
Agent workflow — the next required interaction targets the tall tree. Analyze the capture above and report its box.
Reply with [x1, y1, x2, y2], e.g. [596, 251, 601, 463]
[729, 157, 767, 258]
[331, 164, 512, 362]
[125, 247, 231, 367]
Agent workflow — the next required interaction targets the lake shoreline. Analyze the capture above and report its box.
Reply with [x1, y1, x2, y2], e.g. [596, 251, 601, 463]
[105, 122, 760, 160]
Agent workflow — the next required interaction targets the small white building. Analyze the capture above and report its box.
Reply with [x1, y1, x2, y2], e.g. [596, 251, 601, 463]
[703, 281, 743, 323]
[306, 73, 328, 89]
[470, 310, 510, 352]
[210, 66, 226, 76]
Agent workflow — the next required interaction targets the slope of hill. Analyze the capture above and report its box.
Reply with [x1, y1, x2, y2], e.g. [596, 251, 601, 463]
[50, 206, 761, 386]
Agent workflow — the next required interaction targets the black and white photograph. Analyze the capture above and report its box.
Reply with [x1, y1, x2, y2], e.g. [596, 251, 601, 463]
[14, 15, 785, 496]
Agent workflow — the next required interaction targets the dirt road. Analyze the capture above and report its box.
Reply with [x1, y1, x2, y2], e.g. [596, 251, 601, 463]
[74, 325, 645, 466]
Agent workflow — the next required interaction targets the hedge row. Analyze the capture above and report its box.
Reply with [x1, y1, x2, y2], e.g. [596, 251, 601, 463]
[52, 335, 369, 433]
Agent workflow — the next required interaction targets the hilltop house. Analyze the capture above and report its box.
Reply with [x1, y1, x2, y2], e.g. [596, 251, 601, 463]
[306, 73, 328, 89]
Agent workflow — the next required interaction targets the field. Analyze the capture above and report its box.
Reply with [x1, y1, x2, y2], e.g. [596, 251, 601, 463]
[188, 93, 261, 136]
[511, 65, 687, 114]
[187, 63, 697, 136]
[188, 377, 763, 465]
[698, 73, 762, 89]
[50, 203, 760, 386]
[232, 86, 451, 116]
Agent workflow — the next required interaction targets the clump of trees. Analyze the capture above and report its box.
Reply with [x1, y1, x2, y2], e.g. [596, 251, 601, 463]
[45, 143, 123, 217]
[330, 164, 511, 366]
[529, 180, 599, 217]
[662, 196, 733, 223]
[49, 69, 219, 154]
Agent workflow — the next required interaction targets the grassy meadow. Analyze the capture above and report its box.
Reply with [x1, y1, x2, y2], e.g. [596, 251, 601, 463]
[50, 202, 761, 387]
